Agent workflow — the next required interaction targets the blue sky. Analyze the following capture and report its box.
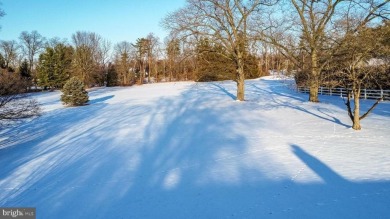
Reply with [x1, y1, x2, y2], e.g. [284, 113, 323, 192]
[0, 0, 185, 45]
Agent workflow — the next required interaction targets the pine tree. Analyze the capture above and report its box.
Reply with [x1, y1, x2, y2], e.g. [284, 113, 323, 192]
[19, 59, 31, 79]
[106, 63, 118, 87]
[133, 38, 148, 84]
[61, 77, 89, 106]
[37, 44, 73, 89]
[195, 37, 234, 81]
[37, 48, 55, 89]
[0, 54, 6, 69]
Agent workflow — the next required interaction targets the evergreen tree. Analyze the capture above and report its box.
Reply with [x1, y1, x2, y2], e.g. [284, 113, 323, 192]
[195, 37, 259, 82]
[106, 63, 118, 87]
[61, 77, 89, 106]
[37, 44, 73, 89]
[37, 47, 55, 89]
[54, 44, 74, 87]
[196, 37, 234, 81]
[19, 59, 31, 79]
[0, 54, 5, 69]
[133, 38, 148, 84]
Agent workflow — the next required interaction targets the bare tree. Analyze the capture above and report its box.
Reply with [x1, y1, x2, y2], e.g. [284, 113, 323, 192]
[165, 37, 181, 82]
[253, 41, 271, 76]
[0, 40, 19, 70]
[18, 31, 46, 84]
[72, 44, 95, 86]
[71, 31, 106, 87]
[258, 0, 389, 102]
[96, 39, 112, 86]
[153, 40, 166, 82]
[98, 40, 112, 66]
[146, 33, 160, 83]
[335, 21, 389, 130]
[258, 0, 344, 102]
[114, 41, 134, 85]
[180, 38, 198, 81]
[45, 37, 68, 48]
[163, 0, 273, 101]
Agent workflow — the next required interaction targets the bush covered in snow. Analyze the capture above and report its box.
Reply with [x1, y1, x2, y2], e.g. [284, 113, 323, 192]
[60, 77, 89, 106]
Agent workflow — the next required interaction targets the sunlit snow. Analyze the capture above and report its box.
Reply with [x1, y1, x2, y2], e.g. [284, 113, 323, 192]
[0, 77, 389, 218]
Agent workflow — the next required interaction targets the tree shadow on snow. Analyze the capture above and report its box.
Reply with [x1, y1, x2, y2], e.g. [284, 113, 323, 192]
[291, 144, 347, 185]
[249, 83, 351, 128]
[0, 82, 389, 218]
[89, 95, 114, 104]
[286, 144, 390, 218]
[210, 82, 237, 100]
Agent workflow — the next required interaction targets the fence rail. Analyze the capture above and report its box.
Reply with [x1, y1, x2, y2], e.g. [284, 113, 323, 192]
[297, 87, 390, 101]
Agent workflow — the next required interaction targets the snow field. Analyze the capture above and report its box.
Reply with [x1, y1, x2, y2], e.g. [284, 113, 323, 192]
[0, 77, 389, 218]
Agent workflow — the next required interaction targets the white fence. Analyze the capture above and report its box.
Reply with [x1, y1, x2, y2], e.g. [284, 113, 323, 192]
[297, 87, 390, 101]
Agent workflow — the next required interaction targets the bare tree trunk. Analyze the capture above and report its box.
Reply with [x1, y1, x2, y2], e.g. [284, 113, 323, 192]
[309, 76, 319, 102]
[124, 71, 128, 85]
[169, 60, 172, 82]
[346, 82, 382, 130]
[264, 47, 269, 75]
[352, 86, 361, 130]
[163, 59, 166, 81]
[309, 51, 319, 102]
[139, 60, 144, 85]
[142, 64, 145, 84]
[184, 64, 188, 81]
[236, 56, 245, 101]
[148, 56, 151, 83]
[154, 59, 158, 82]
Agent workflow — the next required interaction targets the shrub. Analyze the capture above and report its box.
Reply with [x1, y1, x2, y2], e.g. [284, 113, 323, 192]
[61, 77, 89, 106]
[0, 71, 41, 122]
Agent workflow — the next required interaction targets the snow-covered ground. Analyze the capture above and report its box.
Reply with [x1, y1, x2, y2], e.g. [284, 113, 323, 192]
[0, 77, 389, 218]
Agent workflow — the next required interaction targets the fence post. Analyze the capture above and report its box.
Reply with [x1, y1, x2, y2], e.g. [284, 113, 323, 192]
[364, 89, 367, 99]
[340, 88, 342, 98]
[381, 89, 384, 98]
[330, 88, 332, 96]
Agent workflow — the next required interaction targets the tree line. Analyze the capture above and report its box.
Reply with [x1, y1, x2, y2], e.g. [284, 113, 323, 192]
[0, 30, 274, 88]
